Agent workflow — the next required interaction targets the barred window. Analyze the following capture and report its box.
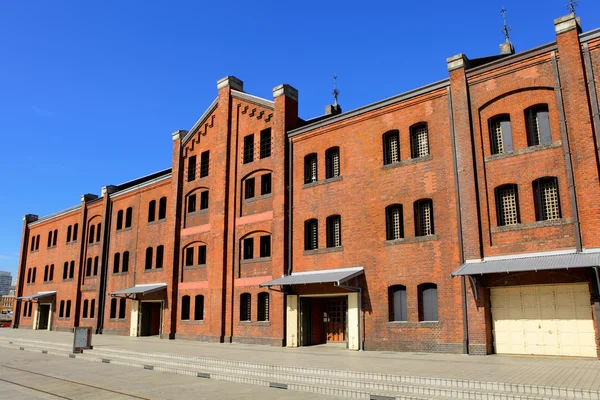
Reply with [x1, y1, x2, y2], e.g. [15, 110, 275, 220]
[187, 155, 197, 182]
[389, 285, 407, 322]
[326, 215, 342, 248]
[66, 300, 72, 319]
[240, 293, 251, 321]
[414, 199, 434, 236]
[60, 300, 65, 318]
[48, 230, 52, 247]
[325, 147, 340, 179]
[194, 295, 204, 320]
[66, 225, 72, 243]
[44, 265, 48, 282]
[385, 204, 404, 240]
[32, 267, 36, 283]
[410, 123, 430, 158]
[93, 256, 99, 276]
[85, 258, 91, 277]
[63, 262, 68, 280]
[257, 292, 269, 321]
[197, 244, 207, 265]
[383, 130, 400, 165]
[181, 295, 190, 320]
[156, 245, 164, 269]
[95, 223, 101, 242]
[489, 115, 513, 155]
[49, 264, 54, 281]
[260, 128, 271, 159]
[53, 229, 58, 246]
[304, 153, 318, 183]
[90, 299, 95, 318]
[83, 299, 89, 319]
[200, 150, 210, 178]
[525, 105, 551, 146]
[73, 224, 78, 241]
[533, 177, 561, 221]
[495, 184, 520, 226]
[88, 225, 95, 244]
[148, 200, 156, 223]
[304, 219, 318, 250]
[243, 134, 254, 164]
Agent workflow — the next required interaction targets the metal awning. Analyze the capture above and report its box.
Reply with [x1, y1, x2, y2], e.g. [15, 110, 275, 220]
[109, 283, 167, 298]
[17, 291, 56, 302]
[259, 267, 364, 287]
[452, 251, 600, 276]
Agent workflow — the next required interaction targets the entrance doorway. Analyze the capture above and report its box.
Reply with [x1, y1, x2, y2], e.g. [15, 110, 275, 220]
[140, 302, 161, 337]
[300, 297, 347, 346]
[37, 304, 51, 330]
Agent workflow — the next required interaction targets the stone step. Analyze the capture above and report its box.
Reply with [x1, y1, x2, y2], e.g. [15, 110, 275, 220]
[0, 339, 569, 400]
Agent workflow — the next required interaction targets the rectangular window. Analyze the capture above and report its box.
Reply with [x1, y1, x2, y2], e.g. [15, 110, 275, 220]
[411, 124, 429, 158]
[415, 200, 434, 236]
[156, 245, 164, 269]
[526, 105, 551, 146]
[304, 220, 318, 250]
[383, 131, 400, 165]
[200, 191, 209, 210]
[194, 295, 204, 320]
[261, 173, 271, 195]
[245, 178, 255, 199]
[325, 147, 340, 179]
[200, 150, 210, 178]
[534, 178, 561, 221]
[187, 155, 197, 182]
[198, 245, 207, 265]
[243, 238, 254, 260]
[185, 247, 194, 267]
[496, 185, 519, 226]
[390, 286, 407, 322]
[260, 128, 271, 159]
[259, 235, 271, 258]
[187, 194, 197, 213]
[243, 134, 254, 164]
[489, 116, 513, 155]
[118, 298, 126, 319]
[125, 207, 133, 228]
[386, 205, 404, 240]
[326, 216, 342, 248]
[304, 154, 318, 184]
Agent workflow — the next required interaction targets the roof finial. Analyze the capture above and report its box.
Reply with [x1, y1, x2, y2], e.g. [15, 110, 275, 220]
[332, 74, 339, 107]
[500, 6, 511, 42]
[566, 0, 578, 14]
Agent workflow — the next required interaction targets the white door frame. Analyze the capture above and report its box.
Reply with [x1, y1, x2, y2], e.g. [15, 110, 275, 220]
[137, 300, 164, 338]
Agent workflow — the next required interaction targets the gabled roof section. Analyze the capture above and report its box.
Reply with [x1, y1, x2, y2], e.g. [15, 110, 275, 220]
[182, 98, 218, 146]
[231, 90, 274, 110]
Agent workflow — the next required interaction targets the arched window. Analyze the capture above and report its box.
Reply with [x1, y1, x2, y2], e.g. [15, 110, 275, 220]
[414, 199, 434, 236]
[488, 114, 512, 155]
[49, 264, 54, 281]
[148, 200, 156, 223]
[23, 302, 28, 317]
[53, 229, 58, 246]
[385, 204, 404, 240]
[59, 300, 65, 318]
[93, 256, 99, 276]
[156, 245, 164, 269]
[326, 215, 342, 248]
[325, 147, 340, 178]
[113, 253, 121, 274]
[83, 299, 89, 319]
[122, 251, 129, 273]
[90, 299, 95, 318]
[125, 207, 133, 228]
[69, 261, 75, 279]
[86, 258, 92, 277]
[31, 236, 35, 251]
[158, 197, 167, 220]
[32, 267, 36, 283]
[63, 262, 69, 280]
[116, 210, 124, 230]
[181, 295, 190, 320]
[304, 153, 318, 183]
[44, 265, 49, 282]
[257, 292, 269, 322]
[194, 295, 204, 320]
[110, 298, 117, 319]
[383, 130, 400, 165]
[27, 268, 32, 283]
[304, 219, 318, 250]
[66, 225, 72, 243]
[533, 177, 561, 221]
[410, 122, 430, 158]
[118, 298, 126, 319]
[47, 231, 52, 247]
[66, 300, 71, 319]
[145, 247, 153, 270]
[88, 225, 95, 244]
[525, 104, 551, 146]
[418, 283, 438, 322]
[495, 184, 520, 226]
[240, 293, 251, 321]
[73, 224, 78, 241]
[388, 285, 407, 322]
[96, 223, 101, 242]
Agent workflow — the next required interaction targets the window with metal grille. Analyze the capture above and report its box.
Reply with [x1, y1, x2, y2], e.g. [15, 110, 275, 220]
[414, 199, 434, 236]
[198, 245, 207, 265]
[326, 215, 342, 248]
[385, 204, 404, 240]
[495, 184, 520, 226]
[243, 238, 254, 260]
[158, 197, 167, 220]
[304, 154, 318, 183]
[145, 247, 153, 270]
[489, 115, 513, 155]
[148, 200, 156, 222]
[116, 210, 123, 230]
[113, 253, 120, 273]
[245, 177, 255, 199]
[90, 299, 95, 318]
[259, 235, 271, 258]
[194, 295, 204, 320]
[240, 293, 251, 321]
[418, 283, 438, 321]
[83, 299, 89, 319]
[243, 134, 254, 164]
[200, 191, 209, 210]
[383, 130, 400, 165]
[125, 207, 133, 228]
[525, 105, 551, 146]
[200, 150, 210, 178]
[156, 245, 164, 269]
[389, 285, 407, 322]
[93, 256, 99, 276]
[325, 147, 340, 179]
[28, 301, 32, 316]
[181, 296, 190, 320]
[185, 247, 194, 266]
[261, 173, 272, 195]
[410, 123, 430, 158]
[257, 292, 269, 321]
[118, 298, 125, 319]
[187, 155, 197, 182]
[260, 128, 271, 159]
[187, 194, 197, 213]
[110, 298, 117, 319]
[304, 219, 318, 250]
[122, 252, 129, 273]
[533, 177, 561, 221]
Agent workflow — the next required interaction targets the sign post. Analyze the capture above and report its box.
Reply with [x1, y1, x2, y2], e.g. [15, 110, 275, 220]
[72, 326, 93, 353]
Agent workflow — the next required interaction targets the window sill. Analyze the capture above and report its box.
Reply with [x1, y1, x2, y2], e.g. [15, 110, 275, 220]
[242, 193, 273, 204]
[385, 235, 438, 246]
[112, 272, 129, 276]
[30, 250, 39, 253]
[387, 321, 441, 328]
[84, 276, 98, 279]
[238, 321, 271, 326]
[491, 218, 573, 233]
[240, 257, 272, 264]
[183, 264, 206, 270]
[187, 209, 208, 216]
[147, 218, 166, 226]
[484, 141, 562, 162]
[87, 242, 99, 247]
[381, 154, 432, 171]
[43, 281, 53, 284]
[144, 268, 164, 273]
[66, 241, 78, 246]
[48, 246, 57, 250]
[303, 246, 343, 255]
[109, 318, 126, 322]
[302, 175, 342, 189]
[57, 317, 71, 321]
[180, 320, 205, 325]
[116, 227, 133, 233]
[62, 278, 74, 282]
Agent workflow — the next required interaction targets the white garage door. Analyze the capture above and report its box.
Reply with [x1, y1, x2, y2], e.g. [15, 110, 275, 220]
[491, 283, 597, 357]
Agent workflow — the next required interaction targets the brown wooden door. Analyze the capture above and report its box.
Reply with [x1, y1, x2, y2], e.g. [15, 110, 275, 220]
[323, 298, 346, 342]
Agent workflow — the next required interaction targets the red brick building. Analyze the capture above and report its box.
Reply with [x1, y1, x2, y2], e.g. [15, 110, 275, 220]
[13, 13, 600, 357]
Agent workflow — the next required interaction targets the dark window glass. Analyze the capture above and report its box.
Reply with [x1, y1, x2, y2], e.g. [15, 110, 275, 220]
[243, 134, 254, 164]
[200, 191, 209, 210]
[73, 224, 78, 241]
[389, 285, 407, 322]
[187, 194, 197, 213]
[198, 245, 207, 265]
[304, 219, 318, 250]
[158, 197, 167, 220]
[122, 252, 129, 273]
[187, 155, 197, 182]
[90, 299, 95, 318]
[259, 235, 271, 258]
[47, 231, 52, 247]
[110, 298, 117, 319]
[96, 223, 101, 242]
[148, 200, 156, 223]
[49, 264, 54, 281]
[243, 238, 254, 260]
[93, 256, 99, 276]
[257, 292, 269, 321]
[66, 300, 71, 319]
[44, 265, 48, 282]
[245, 178, 255, 200]
[35, 235, 40, 250]
[525, 104, 551, 146]
[69, 261, 74, 279]
[88, 225, 94, 244]
[113, 253, 120, 273]
[383, 130, 400, 165]
[125, 207, 133, 228]
[325, 147, 340, 179]
[200, 151, 210, 178]
[27, 269, 31, 283]
[118, 298, 126, 319]
[30, 236, 35, 251]
[419, 283, 438, 321]
[145, 247, 153, 270]
[304, 154, 318, 184]
[116, 210, 123, 230]
[86, 258, 92, 277]
[59, 301, 65, 318]
[32, 267, 36, 283]
[63, 262, 68, 280]
[66, 225, 72, 243]
[181, 296, 190, 320]
[185, 247, 194, 267]
[260, 128, 271, 159]
[53, 229, 58, 246]
[240, 293, 251, 321]
[83, 299, 89, 319]
[194, 295, 204, 320]
[261, 173, 272, 195]
[156, 245, 164, 269]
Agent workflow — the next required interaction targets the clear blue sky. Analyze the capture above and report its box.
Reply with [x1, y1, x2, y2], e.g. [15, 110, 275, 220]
[1, 1, 599, 280]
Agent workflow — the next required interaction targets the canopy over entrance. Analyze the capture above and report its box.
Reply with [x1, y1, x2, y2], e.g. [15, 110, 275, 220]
[260, 267, 364, 287]
[17, 291, 56, 302]
[452, 251, 600, 276]
[109, 283, 167, 299]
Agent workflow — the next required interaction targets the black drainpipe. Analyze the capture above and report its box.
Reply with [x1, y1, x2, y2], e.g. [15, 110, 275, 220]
[287, 136, 293, 277]
[97, 194, 113, 334]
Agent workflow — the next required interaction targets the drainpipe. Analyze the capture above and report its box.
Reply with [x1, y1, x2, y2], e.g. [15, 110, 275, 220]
[287, 136, 293, 277]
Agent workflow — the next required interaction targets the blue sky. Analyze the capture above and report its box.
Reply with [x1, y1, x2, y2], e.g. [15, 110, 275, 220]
[1, 1, 599, 280]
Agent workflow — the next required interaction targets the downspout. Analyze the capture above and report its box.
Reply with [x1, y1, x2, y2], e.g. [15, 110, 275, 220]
[229, 103, 241, 342]
[336, 279, 363, 351]
[287, 136, 293, 276]
[583, 43, 600, 166]
[97, 194, 113, 334]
